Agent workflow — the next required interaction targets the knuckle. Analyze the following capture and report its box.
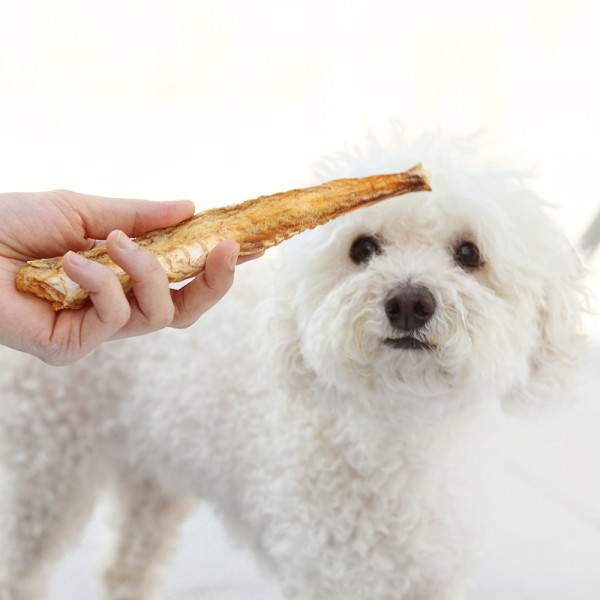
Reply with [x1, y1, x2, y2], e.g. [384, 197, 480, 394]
[49, 188, 78, 201]
[116, 304, 133, 327]
[140, 302, 174, 330]
[92, 264, 119, 287]
[98, 299, 131, 330]
[155, 304, 175, 328]
[37, 345, 69, 366]
[171, 317, 195, 330]
[135, 253, 161, 276]
[34, 339, 81, 366]
[205, 269, 234, 294]
[135, 250, 164, 276]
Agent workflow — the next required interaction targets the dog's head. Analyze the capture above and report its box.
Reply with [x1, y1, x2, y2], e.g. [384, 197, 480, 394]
[265, 138, 585, 417]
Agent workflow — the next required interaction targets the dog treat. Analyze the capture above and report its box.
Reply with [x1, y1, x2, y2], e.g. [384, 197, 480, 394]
[16, 165, 431, 310]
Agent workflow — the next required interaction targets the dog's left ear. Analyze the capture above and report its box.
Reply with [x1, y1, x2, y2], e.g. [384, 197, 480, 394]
[502, 246, 587, 415]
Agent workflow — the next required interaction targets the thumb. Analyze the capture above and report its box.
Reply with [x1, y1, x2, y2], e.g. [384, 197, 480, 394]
[73, 193, 196, 240]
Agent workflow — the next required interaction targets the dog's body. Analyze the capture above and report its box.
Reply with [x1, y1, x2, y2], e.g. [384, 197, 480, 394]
[0, 140, 585, 600]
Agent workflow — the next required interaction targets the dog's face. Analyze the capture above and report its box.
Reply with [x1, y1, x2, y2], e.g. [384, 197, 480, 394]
[267, 147, 584, 417]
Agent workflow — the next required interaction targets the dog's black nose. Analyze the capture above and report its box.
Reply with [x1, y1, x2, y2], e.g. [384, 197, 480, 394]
[384, 286, 436, 331]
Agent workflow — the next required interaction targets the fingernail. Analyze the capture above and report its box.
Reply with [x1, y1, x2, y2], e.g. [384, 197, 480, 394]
[114, 230, 137, 251]
[228, 244, 240, 270]
[65, 251, 86, 266]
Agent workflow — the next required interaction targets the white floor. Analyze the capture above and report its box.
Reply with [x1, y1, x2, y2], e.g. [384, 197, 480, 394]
[43, 342, 600, 600]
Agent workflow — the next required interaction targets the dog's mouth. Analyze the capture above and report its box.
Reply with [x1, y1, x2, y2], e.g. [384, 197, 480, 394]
[383, 337, 434, 351]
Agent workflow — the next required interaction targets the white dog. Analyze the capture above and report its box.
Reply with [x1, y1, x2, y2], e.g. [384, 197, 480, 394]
[0, 138, 585, 600]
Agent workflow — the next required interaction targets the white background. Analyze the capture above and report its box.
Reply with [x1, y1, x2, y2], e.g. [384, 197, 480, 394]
[1, 1, 599, 598]
[1, 0, 599, 240]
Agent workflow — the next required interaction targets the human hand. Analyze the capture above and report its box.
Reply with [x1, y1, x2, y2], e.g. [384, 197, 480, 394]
[0, 190, 251, 365]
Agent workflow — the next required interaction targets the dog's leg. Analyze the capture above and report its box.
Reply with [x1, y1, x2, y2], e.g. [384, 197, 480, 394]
[101, 473, 193, 600]
[0, 457, 100, 600]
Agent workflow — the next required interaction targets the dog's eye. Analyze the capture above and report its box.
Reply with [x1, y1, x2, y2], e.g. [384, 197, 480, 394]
[350, 235, 382, 265]
[454, 242, 483, 269]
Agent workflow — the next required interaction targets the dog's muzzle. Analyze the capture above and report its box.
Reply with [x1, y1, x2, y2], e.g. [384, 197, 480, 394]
[383, 285, 436, 350]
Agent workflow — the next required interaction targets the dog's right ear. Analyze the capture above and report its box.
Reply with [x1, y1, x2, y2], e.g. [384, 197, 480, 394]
[501, 245, 587, 415]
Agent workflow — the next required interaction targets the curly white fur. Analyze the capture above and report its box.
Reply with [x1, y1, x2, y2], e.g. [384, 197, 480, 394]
[0, 137, 585, 600]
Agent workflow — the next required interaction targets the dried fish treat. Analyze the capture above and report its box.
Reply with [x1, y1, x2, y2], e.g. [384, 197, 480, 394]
[16, 165, 431, 309]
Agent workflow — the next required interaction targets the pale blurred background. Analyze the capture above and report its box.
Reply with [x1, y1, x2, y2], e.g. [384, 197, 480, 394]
[1, 0, 599, 598]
